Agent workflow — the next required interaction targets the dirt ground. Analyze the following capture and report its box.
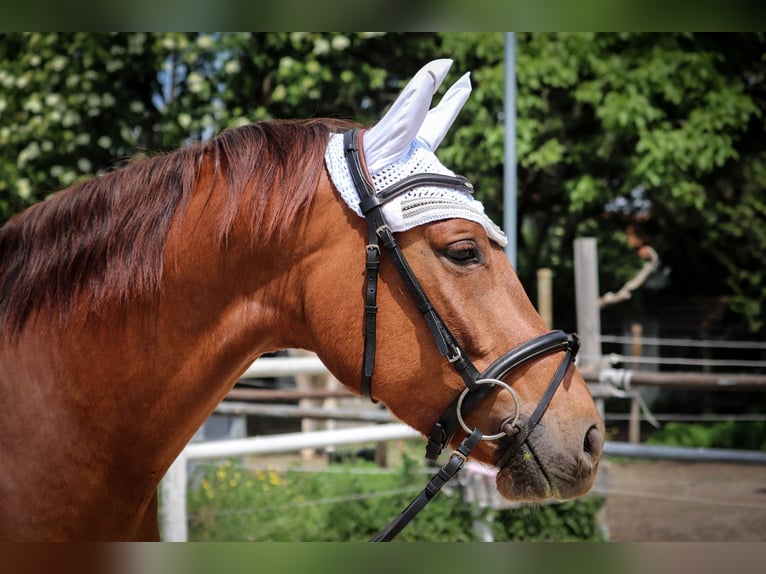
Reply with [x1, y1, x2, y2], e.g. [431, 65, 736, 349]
[597, 459, 766, 541]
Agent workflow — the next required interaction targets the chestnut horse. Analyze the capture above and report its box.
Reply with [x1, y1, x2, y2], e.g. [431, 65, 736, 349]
[0, 60, 603, 541]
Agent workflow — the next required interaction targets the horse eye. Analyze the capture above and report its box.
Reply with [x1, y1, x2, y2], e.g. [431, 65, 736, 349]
[445, 243, 481, 265]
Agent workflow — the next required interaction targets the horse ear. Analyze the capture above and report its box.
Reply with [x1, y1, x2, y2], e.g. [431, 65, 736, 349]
[363, 59, 453, 173]
[417, 72, 471, 151]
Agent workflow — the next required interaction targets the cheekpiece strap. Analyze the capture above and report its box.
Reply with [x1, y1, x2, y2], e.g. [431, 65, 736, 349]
[343, 129, 479, 402]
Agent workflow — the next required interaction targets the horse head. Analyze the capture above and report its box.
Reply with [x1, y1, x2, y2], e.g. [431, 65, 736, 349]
[305, 59, 604, 502]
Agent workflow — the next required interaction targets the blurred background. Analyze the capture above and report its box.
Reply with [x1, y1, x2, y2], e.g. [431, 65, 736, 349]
[2, 32, 765, 541]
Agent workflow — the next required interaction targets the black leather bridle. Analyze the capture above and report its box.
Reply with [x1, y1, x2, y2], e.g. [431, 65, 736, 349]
[342, 129, 580, 541]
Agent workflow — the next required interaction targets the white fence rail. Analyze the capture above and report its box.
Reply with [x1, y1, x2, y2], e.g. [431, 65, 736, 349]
[241, 354, 328, 379]
[160, 423, 420, 541]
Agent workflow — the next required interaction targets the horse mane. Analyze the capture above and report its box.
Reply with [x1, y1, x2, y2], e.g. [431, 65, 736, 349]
[0, 118, 355, 337]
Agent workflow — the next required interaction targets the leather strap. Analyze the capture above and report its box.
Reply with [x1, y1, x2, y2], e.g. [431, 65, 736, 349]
[341, 128, 582, 542]
[343, 129, 479, 400]
[360, 173, 473, 214]
[344, 130, 383, 401]
[370, 428, 483, 542]
[425, 330, 574, 460]
[495, 334, 580, 469]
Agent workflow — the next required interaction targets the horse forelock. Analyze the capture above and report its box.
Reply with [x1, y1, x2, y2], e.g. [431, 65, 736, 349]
[0, 118, 354, 338]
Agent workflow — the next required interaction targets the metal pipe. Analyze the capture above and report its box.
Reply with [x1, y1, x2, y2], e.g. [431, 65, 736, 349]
[504, 32, 517, 268]
[593, 368, 766, 390]
[604, 441, 766, 465]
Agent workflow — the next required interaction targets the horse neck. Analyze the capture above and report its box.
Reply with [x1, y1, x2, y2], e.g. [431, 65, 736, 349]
[18, 176, 313, 470]
[122, 180, 313, 452]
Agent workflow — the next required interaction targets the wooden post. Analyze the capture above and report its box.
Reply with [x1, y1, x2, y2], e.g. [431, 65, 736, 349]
[629, 395, 641, 444]
[537, 268, 553, 329]
[574, 238, 603, 417]
[574, 238, 602, 371]
[631, 322, 643, 370]
[629, 322, 643, 443]
[291, 349, 328, 461]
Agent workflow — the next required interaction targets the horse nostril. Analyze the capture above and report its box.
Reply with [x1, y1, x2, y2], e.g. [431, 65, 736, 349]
[583, 425, 604, 460]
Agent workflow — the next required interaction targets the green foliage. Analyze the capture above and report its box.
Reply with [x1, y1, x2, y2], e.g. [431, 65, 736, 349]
[509, 33, 766, 336]
[647, 420, 766, 451]
[3, 32, 766, 335]
[0, 32, 437, 223]
[185, 456, 605, 542]
[0, 33, 160, 218]
[491, 497, 607, 542]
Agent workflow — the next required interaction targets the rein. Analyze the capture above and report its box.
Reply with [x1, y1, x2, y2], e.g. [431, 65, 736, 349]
[342, 129, 580, 542]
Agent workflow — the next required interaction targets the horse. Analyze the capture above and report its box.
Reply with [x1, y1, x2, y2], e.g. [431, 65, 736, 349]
[0, 59, 604, 541]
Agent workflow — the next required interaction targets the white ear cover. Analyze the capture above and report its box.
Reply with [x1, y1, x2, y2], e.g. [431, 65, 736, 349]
[417, 72, 471, 151]
[323, 59, 508, 247]
[363, 59, 453, 173]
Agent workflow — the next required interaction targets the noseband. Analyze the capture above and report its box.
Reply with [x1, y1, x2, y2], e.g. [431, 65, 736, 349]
[342, 130, 580, 541]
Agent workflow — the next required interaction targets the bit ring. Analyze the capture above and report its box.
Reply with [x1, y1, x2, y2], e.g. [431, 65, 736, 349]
[455, 378, 521, 441]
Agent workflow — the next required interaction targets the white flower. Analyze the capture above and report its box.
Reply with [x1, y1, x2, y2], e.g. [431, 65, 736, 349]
[17, 178, 31, 200]
[62, 110, 80, 127]
[17, 142, 40, 166]
[313, 38, 330, 55]
[187, 71, 205, 94]
[106, 60, 124, 72]
[197, 35, 214, 49]
[279, 57, 295, 71]
[44, 93, 62, 107]
[50, 55, 67, 72]
[331, 35, 350, 51]
[24, 95, 43, 114]
[128, 33, 146, 54]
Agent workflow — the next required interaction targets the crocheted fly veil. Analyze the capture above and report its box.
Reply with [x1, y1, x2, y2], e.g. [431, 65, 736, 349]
[324, 59, 507, 247]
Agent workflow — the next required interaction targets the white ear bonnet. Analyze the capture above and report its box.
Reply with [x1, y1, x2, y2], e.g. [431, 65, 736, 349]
[324, 59, 507, 247]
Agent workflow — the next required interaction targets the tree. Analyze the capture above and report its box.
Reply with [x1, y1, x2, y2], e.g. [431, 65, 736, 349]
[0, 32, 441, 221]
[439, 33, 766, 336]
[0, 33, 161, 220]
[2, 33, 765, 336]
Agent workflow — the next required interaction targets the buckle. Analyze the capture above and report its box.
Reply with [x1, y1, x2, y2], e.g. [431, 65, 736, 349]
[447, 346, 462, 363]
[450, 449, 469, 470]
[375, 224, 393, 240]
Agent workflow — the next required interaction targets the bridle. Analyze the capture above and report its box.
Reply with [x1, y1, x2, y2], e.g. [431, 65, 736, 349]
[342, 129, 580, 541]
